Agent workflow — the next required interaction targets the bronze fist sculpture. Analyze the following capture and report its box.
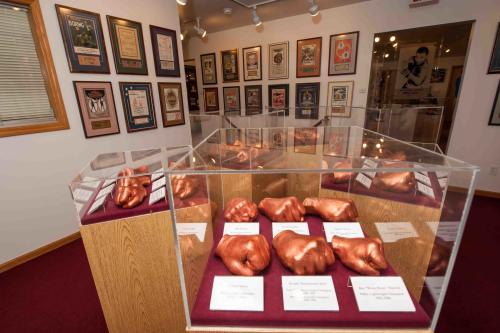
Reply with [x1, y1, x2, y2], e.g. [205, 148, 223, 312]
[171, 174, 199, 199]
[258, 196, 306, 222]
[224, 197, 258, 222]
[273, 230, 335, 275]
[373, 163, 416, 193]
[114, 166, 151, 209]
[215, 235, 271, 276]
[331, 236, 388, 276]
[303, 197, 358, 222]
[330, 160, 354, 184]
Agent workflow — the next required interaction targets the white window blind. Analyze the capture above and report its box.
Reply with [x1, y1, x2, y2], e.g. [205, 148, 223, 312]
[0, 2, 54, 126]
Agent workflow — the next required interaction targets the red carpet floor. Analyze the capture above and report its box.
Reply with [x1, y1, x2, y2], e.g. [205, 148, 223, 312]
[0, 196, 498, 333]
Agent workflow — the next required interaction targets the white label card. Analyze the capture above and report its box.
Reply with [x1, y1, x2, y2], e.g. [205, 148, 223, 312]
[438, 177, 448, 189]
[414, 165, 429, 177]
[272, 222, 310, 238]
[151, 176, 166, 191]
[210, 276, 264, 311]
[435, 171, 448, 179]
[351, 276, 416, 312]
[425, 221, 459, 242]
[417, 182, 435, 199]
[425, 276, 444, 303]
[73, 188, 94, 202]
[414, 172, 432, 186]
[223, 223, 259, 236]
[151, 169, 164, 181]
[176, 223, 207, 242]
[96, 184, 115, 199]
[88, 196, 106, 214]
[363, 159, 378, 168]
[149, 187, 166, 205]
[375, 222, 418, 243]
[323, 222, 365, 241]
[282, 276, 339, 311]
[82, 176, 101, 189]
[356, 173, 372, 189]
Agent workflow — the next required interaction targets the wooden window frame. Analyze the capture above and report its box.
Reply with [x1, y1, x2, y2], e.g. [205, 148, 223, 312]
[0, 0, 69, 137]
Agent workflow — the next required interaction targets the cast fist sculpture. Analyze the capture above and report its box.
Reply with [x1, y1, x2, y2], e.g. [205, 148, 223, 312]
[331, 236, 388, 276]
[224, 197, 258, 222]
[171, 174, 199, 199]
[373, 163, 416, 193]
[258, 196, 306, 222]
[273, 230, 335, 275]
[330, 160, 354, 184]
[114, 166, 151, 209]
[303, 197, 358, 222]
[215, 235, 271, 276]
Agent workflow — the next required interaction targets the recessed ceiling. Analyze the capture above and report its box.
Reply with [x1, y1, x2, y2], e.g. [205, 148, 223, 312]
[178, 0, 369, 34]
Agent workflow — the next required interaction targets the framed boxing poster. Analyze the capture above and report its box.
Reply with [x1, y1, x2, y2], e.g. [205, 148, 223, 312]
[244, 85, 263, 115]
[296, 37, 322, 78]
[158, 82, 185, 127]
[268, 84, 289, 116]
[150, 25, 180, 77]
[328, 31, 359, 76]
[200, 52, 217, 85]
[268, 41, 289, 80]
[294, 128, 318, 154]
[221, 49, 239, 82]
[243, 45, 262, 81]
[295, 82, 320, 119]
[119, 82, 157, 132]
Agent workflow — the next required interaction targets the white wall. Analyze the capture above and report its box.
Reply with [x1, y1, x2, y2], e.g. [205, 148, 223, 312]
[185, 0, 500, 193]
[0, 0, 190, 264]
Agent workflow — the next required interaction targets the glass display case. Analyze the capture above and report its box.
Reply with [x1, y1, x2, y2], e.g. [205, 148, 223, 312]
[167, 126, 478, 331]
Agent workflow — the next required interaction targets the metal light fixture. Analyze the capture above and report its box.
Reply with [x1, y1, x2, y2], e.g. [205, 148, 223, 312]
[374, 36, 380, 43]
[389, 35, 396, 42]
[176, 0, 187, 6]
[193, 17, 207, 38]
[180, 30, 188, 41]
[252, 6, 262, 27]
[308, 0, 320, 16]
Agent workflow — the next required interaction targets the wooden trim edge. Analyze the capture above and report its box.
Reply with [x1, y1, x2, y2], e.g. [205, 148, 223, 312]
[475, 189, 500, 199]
[0, 231, 81, 274]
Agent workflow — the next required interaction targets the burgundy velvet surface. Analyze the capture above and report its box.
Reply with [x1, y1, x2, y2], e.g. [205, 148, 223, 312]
[80, 176, 208, 226]
[221, 150, 283, 170]
[321, 171, 443, 209]
[190, 214, 431, 328]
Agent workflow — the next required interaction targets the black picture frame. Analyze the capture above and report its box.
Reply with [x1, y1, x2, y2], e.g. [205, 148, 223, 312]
[107, 16, 148, 75]
[221, 49, 239, 82]
[488, 23, 500, 74]
[328, 31, 359, 76]
[204, 87, 219, 113]
[223, 86, 241, 114]
[296, 37, 322, 78]
[158, 82, 185, 127]
[55, 5, 110, 74]
[200, 52, 218, 85]
[268, 84, 289, 116]
[244, 85, 263, 116]
[119, 82, 157, 132]
[242, 45, 262, 81]
[295, 82, 320, 119]
[150, 25, 180, 77]
[488, 80, 500, 126]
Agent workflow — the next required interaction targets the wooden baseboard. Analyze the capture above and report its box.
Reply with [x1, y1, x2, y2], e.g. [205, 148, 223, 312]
[475, 189, 500, 199]
[0, 231, 81, 274]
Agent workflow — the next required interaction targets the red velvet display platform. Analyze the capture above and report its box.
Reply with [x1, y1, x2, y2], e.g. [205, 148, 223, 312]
[321, 171, 444, 209]
[190, 215, 431, 329]
[80, 176, 208, 226]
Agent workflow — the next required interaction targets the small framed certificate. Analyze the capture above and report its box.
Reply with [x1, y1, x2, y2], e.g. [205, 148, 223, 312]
[150, 25, 180, 77]
[119, 82, 157, 132]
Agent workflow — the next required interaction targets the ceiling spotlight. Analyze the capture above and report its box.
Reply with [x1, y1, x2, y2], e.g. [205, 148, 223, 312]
[384, 53, 389, 58]
[223, 7, 233, 15]
[176, 0, 187, 5]
[194, 17, 207, 38]
[389, 35, 396, 42]
[393, 42, 398, 48]
[374, 36, 380, 43]
[308, 0, 320, 17]
[445, 48, 451, 53]
[252, 6, 262, 26]
[180, 30, 188, 41]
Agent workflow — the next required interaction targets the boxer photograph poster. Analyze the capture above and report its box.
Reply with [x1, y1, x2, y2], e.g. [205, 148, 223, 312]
[394, 43, 436, 99]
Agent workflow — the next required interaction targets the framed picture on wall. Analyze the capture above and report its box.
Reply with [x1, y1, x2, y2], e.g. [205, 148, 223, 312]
[90, 152, 126, 171]
[268, 84, 289, 116]
[203, 87, 219, 113]
[295, 82, 320, 119]
[488, 80, 500, 125]
[245, 128, 263, 148]
[73, 81, 119, 138]
[150, 25, 180, 77]
[268, 41, 289, 80]
[242, 46, 262, 81]
[107, 16, 148, 75]
[55, 5, 110, 74]
[488, 23, 500, 74]
[296, 37, 322, 78]
[223, 86, 241, 114]
[328, 31, 359, 76]
[268, 128, 287, 150]
[327, 81, 354, 117]
[294, 128, 318, 154]
[225, 128, 242, 146]
[119, 82, 157, 132]
[431, 68, 446, 83]
[158, 82, 185, 127]
[200, 53, 217, 85]
[323, 127, 350, 157]
[221, 49, 239, 82]
[244, 85, 263, 115]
